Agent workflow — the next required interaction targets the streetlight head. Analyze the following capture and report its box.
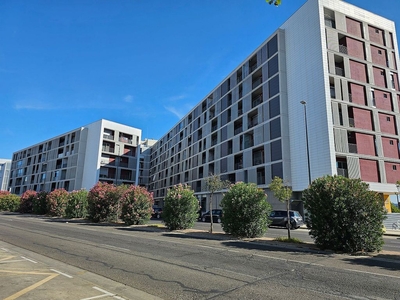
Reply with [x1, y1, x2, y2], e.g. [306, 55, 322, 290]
[300, 101, 307, 105]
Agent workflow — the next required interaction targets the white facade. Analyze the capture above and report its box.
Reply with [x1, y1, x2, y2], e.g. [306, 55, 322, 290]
[147, 0, 400, 211]
[8, 119, 142, 195]
[0, 159, 11, 191]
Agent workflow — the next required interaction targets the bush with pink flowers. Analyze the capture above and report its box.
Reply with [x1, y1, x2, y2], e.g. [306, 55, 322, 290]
[162, 184, 199, 230]
[19, 190, 37, 213]
[87, 182, 121, 222]
[47, 188, 69, 217]
[120, 185, 153, 225]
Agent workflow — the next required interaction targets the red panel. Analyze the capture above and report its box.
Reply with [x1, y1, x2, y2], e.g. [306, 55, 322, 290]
[370, 45, 387, 67]
[349, 83, 366, 105]
[385, 162, 400, 183]
[346, 37, 365, 60]
[375, 89, 393, 111]
[353, 108, 373, 130]
[378, 113, 396, 134]
[373, 67, 387, 88]
[368, 25, 385, 46]
[382, 137, 399, 159]
[360, 159, 379, 182]
[346, 18, 363, 38]
[355, 133, 375, 156]
[350, 60, 367, 83]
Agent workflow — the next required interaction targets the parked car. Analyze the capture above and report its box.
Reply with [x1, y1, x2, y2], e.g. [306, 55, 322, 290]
[268, 210, 304, 229]
[201, 209, 223, 223]
[152, 207, 163, 219]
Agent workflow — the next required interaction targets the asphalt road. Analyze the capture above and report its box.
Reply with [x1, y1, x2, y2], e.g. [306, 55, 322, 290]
[1, 213, 400, 300]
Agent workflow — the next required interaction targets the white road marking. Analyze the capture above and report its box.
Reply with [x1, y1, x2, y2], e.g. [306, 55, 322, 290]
[80, 286, 126, 300]
[1, 248, 9, 252]
[21, 256, 37, 263]
[99, 244, 131, 252]
[50, 269, 73, 278]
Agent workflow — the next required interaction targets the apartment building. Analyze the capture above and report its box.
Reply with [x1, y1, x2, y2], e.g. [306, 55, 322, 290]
[0, 159, 11, 191]
[8, 120, 142, 195]
[148, 0, 400, 213]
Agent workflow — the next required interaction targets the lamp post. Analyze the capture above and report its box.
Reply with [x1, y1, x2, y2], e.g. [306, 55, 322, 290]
[116, 144, 121, 185]
[300, 101, 311, 186]
[396, 182, 400, 209]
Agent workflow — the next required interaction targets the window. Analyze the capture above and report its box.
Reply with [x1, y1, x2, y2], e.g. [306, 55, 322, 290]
[387, 117, 391, 121]
[378, 50, 382, 55]
[390, 140, 394, 145]
[393, 165, 397, 171]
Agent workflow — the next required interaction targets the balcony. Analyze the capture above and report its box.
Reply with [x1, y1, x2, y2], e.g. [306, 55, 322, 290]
[349, 118, 355, 127]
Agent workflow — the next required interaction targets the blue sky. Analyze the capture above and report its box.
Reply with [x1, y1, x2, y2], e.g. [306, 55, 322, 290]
[1, 0, 400, 160]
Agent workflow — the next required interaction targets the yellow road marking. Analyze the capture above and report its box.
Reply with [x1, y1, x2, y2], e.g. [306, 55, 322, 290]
[2, 271, 59, 300]
[0, 256, 16, 261]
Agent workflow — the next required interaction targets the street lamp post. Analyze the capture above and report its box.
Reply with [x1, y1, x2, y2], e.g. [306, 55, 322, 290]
[300, 101, 311, 186]
[396, 182, 400, 209]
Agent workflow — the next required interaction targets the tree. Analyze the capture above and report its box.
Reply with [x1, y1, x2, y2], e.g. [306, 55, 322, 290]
[204, 174, 231, 233]
[221, 182, 272, 238]
[65, 189, 89, 219]
[120, 185, 153, 225]
[162, 184, 199, 230]
[0, 192, 20, 212]
[87, 182, 120, 222]
[269, 176, 293, 239]
[267, 0, 281, 6]
[47, 189, 68, 217]
[303, 175, 386, 253]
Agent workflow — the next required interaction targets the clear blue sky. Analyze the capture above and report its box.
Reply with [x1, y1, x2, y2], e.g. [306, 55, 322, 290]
[1, 0, 400, 160]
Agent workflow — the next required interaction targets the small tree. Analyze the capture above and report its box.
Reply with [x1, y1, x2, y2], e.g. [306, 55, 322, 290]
[221, 182, 272, 238]
[303, 175, 386, 253]
[0, 192, 20, 212]
[163, 184, 199, 231]
[19, 190, 37, 213]
[33, 191, 48, 215]
[204, 174, 230, 233]
[120, 185, 153, 225]
[269, 176, 293, 239]
[65, 189, 89, 219]
[47, 189, 69, 217]
[87, 182, 120, 222]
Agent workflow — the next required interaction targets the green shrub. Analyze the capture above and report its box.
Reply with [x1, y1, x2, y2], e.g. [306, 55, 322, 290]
[19, 190, 37, 213]
[221, 182, 272, 238]
[87, 182, 121, 222]
[120, 185, 153, 225]
[47, 189, 69, 217]
[0, 193, 20, 212]
[65, 189, 89, 218]
[303, 175, 386, 253]
[162, 184, 199, 230]
[33, 191, 48, 215]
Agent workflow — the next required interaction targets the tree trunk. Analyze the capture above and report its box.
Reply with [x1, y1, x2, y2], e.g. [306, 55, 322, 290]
[209, 194, 213, 233]
[286, 199, 291, 239]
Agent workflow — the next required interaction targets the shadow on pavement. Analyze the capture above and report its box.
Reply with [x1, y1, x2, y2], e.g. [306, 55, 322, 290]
[342, 254, 400, 271]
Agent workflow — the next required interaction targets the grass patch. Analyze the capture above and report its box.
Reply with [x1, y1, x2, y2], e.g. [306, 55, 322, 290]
[147, 223, 167, 228]
[273, 236, 304, 244]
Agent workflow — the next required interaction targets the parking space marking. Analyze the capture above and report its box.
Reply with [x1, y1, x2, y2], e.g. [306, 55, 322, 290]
[50, 268, 73, 278]
[21, 256, 37, 263]
[2, 271, 59, 300]
[81, 286, 126, 300]
[1, 247, 10, 252]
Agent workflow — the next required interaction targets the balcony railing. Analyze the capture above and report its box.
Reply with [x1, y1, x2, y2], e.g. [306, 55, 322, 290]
[337, 168, 348, 177]
[349, 143, 357, 153]
[103, 134, 114, 140]
[339, 45, 348, 55]
[252, 77, 262, 89]
[349, 118, 355, 127]
[335, 67, 344, 76]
